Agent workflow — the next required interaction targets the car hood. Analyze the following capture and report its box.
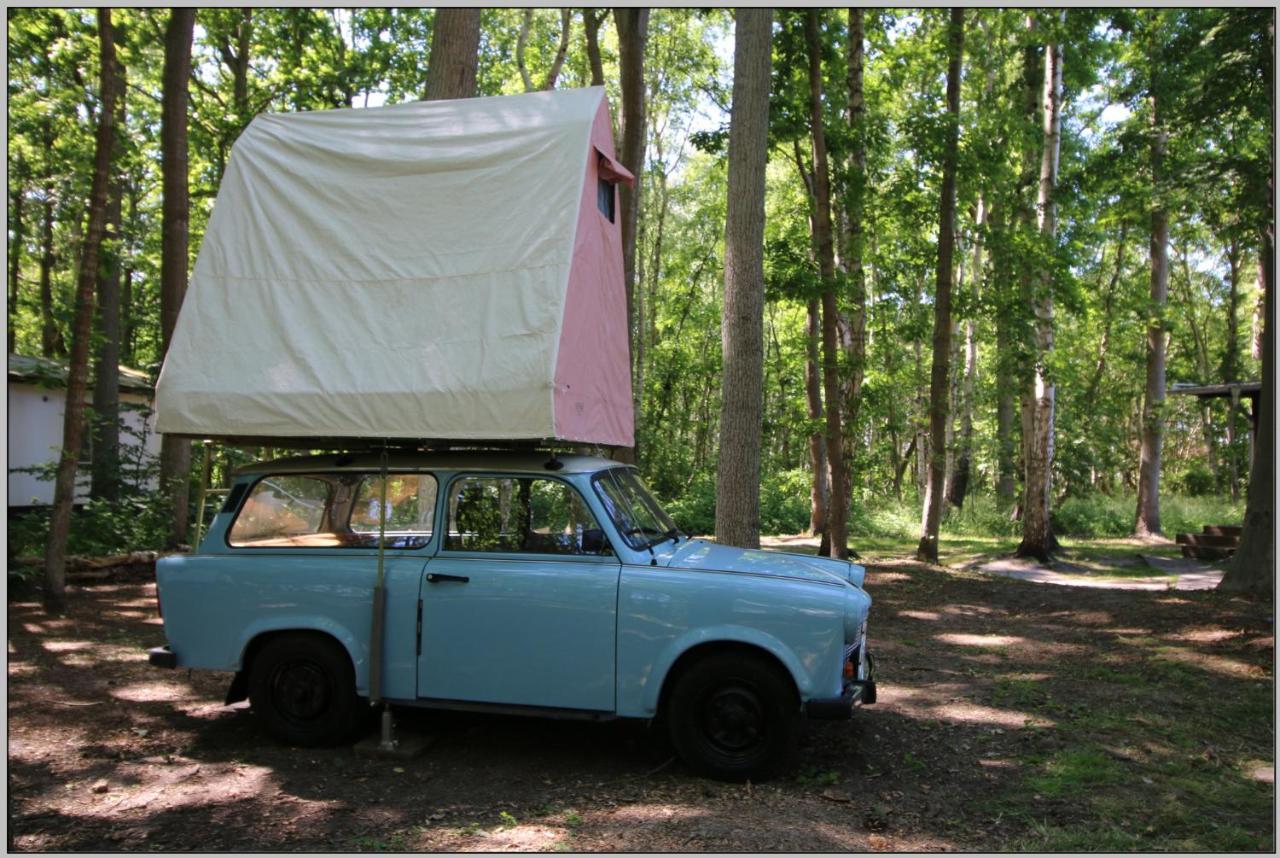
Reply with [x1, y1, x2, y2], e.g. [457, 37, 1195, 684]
[658, 538, 865, 588]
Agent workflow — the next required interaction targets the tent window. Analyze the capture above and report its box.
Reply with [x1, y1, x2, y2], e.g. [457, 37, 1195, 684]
[597, 177, 616, 223]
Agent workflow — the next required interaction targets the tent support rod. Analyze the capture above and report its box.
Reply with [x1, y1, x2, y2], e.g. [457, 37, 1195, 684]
[368, 443, 397, 749]
[193, 440, 214, 548]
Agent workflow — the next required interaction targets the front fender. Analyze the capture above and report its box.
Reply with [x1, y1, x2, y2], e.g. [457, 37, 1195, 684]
[643, 624, 815, 715]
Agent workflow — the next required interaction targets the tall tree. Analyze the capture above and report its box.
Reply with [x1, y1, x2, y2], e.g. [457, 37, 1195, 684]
[1218, 9, 1274, 597]
[517, 9, 572, 92]
[90, 50, 128, 502]
[423, 8, 481, 100]
[158, 8, 195, 549]
[917, 9, 965, 562]
[1016, 17, 1062, 561]
[715, 8, 772, 549]
[616, 7, 650, 458]
[582, 8, 607, 87]
[840, 9, 869, 445]
[43, 9, 118, 613]
[1134, 14, 1169, 537]
[805, 9, 848, 559]
[8, 163, 26, 354]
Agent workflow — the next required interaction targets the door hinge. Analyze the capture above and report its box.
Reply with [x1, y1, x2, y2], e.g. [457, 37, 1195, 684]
[415, 598, 423, 656]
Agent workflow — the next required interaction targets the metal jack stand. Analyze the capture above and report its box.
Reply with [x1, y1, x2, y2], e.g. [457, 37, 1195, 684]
[355, 444, 434, 761]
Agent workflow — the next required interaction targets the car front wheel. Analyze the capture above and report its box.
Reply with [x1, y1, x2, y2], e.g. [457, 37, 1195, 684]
[666, 651, 800, 781]
[248, 634, 360, 747]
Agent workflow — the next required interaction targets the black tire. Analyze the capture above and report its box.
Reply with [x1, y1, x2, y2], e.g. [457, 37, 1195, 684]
[248, 634, 360, 747]
[665, 651, 800, 782]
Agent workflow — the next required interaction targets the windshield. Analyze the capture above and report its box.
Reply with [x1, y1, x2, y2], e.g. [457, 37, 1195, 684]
[592, 468, 679, 550]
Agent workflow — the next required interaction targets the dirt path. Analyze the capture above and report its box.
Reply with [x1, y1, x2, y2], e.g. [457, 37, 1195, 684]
[8, 563, 1274, 852]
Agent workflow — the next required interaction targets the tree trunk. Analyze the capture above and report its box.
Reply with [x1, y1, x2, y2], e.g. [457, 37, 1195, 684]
[615, 8, 650, 463]
[43, 9, 118, 614]
[806, 298, 829, 548]
[804, 9, 848, 559]
[120, 181, 138, 367]
[1219, 15, 1274, 598]
[39, 188, 60, 358]
[1135, 86, 1167, 537]
[583, 9, 607, 87]
[1016, 28, 1061, 562]
[159, 9, 196, 550]
[91, 56, 127, 503]
[423, 8, 481, 100]
[1219, 226, 1273, 596]
[840, 8, 869, 435]
[9, 176, 24, 354]
[1224, 235, 1242, 497]
[917, 8, 964, 564]
[715, 8, 772, 549]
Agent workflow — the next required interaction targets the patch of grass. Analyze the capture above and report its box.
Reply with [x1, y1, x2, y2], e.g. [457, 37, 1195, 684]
[497, 810, 518, 829]
[563, 810, 583, 828]
[1026, 749, 1125, 797]
[795, 767, 841, 786]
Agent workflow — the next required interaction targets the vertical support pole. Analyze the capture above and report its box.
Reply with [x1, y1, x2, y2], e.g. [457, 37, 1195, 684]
[192, 440, 213, 548]
[367, 443, 395, 749]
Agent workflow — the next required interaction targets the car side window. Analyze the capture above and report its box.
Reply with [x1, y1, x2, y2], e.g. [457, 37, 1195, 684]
[445, 476, 611, 556]
[228, 472, 436, 549]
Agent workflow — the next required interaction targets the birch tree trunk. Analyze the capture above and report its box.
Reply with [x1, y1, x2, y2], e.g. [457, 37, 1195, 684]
[159, 8, 195, 549]
[715, 8, 772, 549]
[423, 8, 481, 100]
[43, 9, 117, 613]
[917, 8, 964, 563]
[1016, 27, 1062, 561]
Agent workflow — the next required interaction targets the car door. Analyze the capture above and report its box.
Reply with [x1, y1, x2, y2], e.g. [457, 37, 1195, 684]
[416, 473, 621, 712]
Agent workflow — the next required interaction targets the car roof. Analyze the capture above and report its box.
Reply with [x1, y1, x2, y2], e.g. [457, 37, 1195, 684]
[232, 450, 628, 477]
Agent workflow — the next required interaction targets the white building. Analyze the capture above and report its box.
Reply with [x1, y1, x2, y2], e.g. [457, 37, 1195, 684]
[7, 353, 162, 508]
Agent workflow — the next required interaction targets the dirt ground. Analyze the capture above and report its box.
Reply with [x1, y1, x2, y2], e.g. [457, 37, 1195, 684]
[8, 559, 1275, 852]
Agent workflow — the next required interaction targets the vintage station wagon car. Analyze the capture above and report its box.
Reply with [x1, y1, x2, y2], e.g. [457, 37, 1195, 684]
[150, 451, 875, 780]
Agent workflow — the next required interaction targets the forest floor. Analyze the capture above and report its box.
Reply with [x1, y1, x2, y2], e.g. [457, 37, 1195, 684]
[8, 555, 1274, 853]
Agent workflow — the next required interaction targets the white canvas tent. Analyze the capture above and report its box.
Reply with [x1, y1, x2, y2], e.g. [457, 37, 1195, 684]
[156, 86, 634, 448]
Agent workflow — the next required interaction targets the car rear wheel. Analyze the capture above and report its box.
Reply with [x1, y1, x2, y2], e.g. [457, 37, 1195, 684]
[248, 634, 360, 747]
[666, 652, 799, 782]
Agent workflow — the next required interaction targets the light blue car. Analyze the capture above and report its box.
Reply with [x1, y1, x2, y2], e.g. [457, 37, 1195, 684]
[149, 451, 875, 780]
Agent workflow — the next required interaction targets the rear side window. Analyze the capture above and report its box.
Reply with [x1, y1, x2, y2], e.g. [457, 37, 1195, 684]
[228, 472, 437, 549]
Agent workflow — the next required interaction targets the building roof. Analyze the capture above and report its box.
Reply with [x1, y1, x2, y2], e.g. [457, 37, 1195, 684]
[1168, 381, 1262, 400]
[8, 353, 153, 394]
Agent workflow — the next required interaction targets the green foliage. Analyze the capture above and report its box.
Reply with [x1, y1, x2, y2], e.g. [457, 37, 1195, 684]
[9, 492, 173, 563]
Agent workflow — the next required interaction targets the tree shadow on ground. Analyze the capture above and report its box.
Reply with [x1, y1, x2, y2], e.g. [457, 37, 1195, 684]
[7, 565, 1274, 852]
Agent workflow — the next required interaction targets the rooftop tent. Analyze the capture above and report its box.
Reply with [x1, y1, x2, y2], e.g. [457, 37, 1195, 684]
[155, 86, 634, 448]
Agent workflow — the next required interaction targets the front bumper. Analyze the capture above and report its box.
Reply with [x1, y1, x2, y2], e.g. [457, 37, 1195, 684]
[805, 650, 876, 720]
[148, 645, 177, 669]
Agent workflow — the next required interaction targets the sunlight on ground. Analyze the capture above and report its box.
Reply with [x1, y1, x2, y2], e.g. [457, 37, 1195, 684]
[887, 685, 1055, 729]
[109, 680, 202, 704]
[1154, 644, 1269, 680]
[935, 633, 1026, 648]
